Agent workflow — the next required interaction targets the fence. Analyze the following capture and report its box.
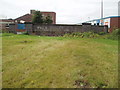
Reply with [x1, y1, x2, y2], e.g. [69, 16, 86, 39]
[8, 23, 108, 36]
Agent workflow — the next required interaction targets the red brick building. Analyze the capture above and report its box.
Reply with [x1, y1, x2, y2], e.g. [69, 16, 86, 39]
[109, 17, 120, 32]
[0, 19, 14, 31]
[15, 10, 56, 24]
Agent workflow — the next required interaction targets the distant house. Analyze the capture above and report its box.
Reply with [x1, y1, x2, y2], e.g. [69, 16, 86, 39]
[14, 10, 56, 24]
[0, 19, 14, 31]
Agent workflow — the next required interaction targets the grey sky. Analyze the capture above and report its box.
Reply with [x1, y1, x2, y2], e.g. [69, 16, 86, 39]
[0, 0, 119, 24]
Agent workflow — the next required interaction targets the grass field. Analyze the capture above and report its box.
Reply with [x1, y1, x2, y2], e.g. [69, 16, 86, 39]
[2, 33, 118, 88]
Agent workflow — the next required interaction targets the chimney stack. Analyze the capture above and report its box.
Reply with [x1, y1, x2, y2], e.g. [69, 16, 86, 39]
[30, 10, 36, 14]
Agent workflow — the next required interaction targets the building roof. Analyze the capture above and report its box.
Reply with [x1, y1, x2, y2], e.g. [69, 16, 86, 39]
[0, 19, 14, 24]
[0, 19, 14, 22]
[78, 16, 120, 24]
[15, 14, 32, 22]
[41, 11, 56, 13]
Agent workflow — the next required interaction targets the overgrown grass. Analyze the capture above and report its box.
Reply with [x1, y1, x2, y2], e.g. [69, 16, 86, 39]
[2, 33, 118, 88]
[63, 29, 120, 40]
[100, 29, 120, 40]
[63, 32, 100, 38]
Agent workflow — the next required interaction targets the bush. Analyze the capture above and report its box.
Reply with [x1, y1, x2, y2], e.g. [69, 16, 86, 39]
[111, 29, 120, 36]
[98, 32, 106, 35]
[63, 32, 99, 38]
[0, 30, 2, 33]
[63, 29, 120, 40]
[1, 30, 9, 33]
[22, 32, 29, 35]
[102, 29, 120, 40]
[2, 33, 15, 37]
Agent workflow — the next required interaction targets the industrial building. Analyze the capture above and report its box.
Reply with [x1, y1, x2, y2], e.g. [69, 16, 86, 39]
[81, 16, 120, 32]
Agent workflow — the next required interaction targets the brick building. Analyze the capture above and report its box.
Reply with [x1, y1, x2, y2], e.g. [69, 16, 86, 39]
[0, 19, 14, 31]
[15, 10, 56, 24]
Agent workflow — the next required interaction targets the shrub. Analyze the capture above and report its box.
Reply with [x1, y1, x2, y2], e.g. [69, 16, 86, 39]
[83, 32, 93, 38]
[2, 33, 15, 37]
[98, 32, 106, 35]
[63, 33, 71, 37]
[1, 30, 9, 33]
[111, 29, 120, 36]
[0, 30, 2, 33]
[102, 29, 120, 40]
[63, 32, 99, 38]
[22, 32, 29, 35]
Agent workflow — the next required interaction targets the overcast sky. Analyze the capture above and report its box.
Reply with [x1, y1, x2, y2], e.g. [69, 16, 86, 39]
[0, 0, 119, 24]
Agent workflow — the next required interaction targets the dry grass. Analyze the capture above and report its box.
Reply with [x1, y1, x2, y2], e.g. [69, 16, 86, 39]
[2, 33, 118, 88]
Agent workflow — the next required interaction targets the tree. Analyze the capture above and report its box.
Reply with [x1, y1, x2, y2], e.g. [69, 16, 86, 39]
[44, 15, 53, 24]
[32, 11, 43, 24]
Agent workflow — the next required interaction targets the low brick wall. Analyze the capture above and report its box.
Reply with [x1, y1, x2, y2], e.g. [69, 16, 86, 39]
[9, 23, 108, 36]
[8, 24, 16, 33]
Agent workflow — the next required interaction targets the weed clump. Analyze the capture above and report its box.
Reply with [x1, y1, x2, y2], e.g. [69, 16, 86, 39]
[63, 29, 120, 40]
[101, 29, 120, 40]
[2, 33, 15, 37]
[63, 32, 100, 38]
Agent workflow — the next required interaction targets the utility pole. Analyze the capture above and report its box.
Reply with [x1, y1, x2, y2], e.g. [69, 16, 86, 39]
[101, 0, 103, 19]
[118, 1, 120, 16]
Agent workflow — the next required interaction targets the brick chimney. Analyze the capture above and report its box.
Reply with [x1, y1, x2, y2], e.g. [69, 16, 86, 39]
[30, 10, 36, 14]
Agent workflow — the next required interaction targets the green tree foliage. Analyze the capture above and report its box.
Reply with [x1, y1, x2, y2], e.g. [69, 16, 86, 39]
[44, 15, 53, 24]
[32, 11, 43, 24]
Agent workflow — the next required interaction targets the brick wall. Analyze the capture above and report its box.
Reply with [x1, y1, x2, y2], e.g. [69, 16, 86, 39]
[9, 24, 108, 36]
[8, 24, 16, 33]
[32, 24, 108, 36]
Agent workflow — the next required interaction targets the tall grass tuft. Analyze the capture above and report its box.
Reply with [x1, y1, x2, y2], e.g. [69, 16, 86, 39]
[103, 29, 120, 40]
[63, 32, 100, 38]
